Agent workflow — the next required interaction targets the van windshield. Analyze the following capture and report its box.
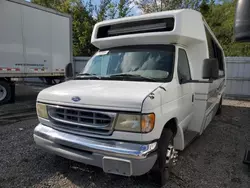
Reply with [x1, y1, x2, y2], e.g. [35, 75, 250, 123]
[79, 45, 175, 82]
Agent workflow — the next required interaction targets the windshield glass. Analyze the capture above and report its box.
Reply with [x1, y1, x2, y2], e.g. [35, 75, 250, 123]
[80, 45, 175, 82]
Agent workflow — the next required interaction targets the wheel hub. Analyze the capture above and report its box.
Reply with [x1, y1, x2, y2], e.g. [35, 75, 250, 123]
[166, 144, 178, 166]
[0, 85, 7, 101]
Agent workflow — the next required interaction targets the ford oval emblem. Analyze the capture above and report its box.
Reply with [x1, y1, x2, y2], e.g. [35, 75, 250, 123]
[72, 96, 81, 102]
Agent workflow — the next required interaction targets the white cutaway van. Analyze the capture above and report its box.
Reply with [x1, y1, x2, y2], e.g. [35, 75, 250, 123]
[34, 9, 226, 186]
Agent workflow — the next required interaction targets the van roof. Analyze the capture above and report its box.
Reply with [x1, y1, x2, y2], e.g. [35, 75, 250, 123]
[98, 9, 188, 24]
[91, 9, 206, 49]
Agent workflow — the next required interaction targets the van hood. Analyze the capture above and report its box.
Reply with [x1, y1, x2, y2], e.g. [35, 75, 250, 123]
[37, 80, 163, 111]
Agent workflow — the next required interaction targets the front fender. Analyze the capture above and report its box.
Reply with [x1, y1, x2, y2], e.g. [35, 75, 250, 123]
[141, 87, 185, 150]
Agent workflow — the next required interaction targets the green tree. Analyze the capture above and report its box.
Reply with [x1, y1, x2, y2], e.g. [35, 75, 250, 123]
[136, 0, 204, 13]
[31, 0, 133, 55]
[202, 0, 250, 56]
[95, 0, 112, 21]
[107, 2, 117, 19]
[136, 0, 250, 56]
[32, 0, 96, 56]
[32, 0, 64, 9]
[95, 0, 131, 21]
[118, 0, 132, 18]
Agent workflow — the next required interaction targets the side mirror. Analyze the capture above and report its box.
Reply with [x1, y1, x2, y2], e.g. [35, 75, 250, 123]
[235, 0, 250, 42]
[65, 63, 73, 79]
[202, 58, 219, 80]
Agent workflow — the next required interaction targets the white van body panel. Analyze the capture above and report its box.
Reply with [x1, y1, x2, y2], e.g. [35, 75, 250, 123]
[37, 80, 163, 112]
[92, 9, 205, 49]
[141, 46, 194, 149]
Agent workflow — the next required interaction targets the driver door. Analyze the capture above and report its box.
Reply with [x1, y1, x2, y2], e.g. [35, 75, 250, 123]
[177, 48, 194, 132]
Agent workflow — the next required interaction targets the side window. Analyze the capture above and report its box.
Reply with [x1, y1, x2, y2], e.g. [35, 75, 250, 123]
[178, 49, 191, 83]
[205, 27, 215, 58]
[214, 44, 225, 76]
[84, 55, 109, 75]
[205, 26, 225, 77]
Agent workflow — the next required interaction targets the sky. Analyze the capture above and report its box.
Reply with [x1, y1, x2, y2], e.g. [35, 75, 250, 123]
[129, 1, 142, 15]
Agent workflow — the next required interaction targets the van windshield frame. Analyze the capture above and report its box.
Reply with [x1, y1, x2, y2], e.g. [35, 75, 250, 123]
[79, 45, 175, 83]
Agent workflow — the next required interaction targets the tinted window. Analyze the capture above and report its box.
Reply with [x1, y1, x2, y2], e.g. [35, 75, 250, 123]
[205, 27, 215, 58]
[205, 26, 225, 76]
[215, 45, 225, 76]
[178, 49, 191, 83]
[97, 18, 175, 38]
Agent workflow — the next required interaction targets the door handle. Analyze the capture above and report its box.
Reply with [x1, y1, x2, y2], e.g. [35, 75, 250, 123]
[192, 94, 194, 102]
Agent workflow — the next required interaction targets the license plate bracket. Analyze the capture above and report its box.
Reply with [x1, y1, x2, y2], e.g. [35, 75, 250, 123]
[102, 157, 132, 176]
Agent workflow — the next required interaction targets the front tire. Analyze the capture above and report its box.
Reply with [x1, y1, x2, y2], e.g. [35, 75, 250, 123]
[149, 128, 175, 186]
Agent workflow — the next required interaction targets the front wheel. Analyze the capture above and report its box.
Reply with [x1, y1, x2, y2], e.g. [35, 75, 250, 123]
[149, 128, 177, 186]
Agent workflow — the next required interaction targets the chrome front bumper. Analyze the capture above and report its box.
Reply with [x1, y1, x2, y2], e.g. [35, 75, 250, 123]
[34, 124, 158, 176]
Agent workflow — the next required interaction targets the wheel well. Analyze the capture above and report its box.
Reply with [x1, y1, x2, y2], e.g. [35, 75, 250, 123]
[163, 118, 178, 136]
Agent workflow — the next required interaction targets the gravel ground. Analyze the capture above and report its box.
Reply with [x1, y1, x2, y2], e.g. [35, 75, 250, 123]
[0, 100, 250, 188]
[0, 83, 42, 115]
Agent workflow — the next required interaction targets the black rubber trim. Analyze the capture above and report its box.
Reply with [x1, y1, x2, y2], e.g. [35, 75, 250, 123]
[243, 149, 250, 165]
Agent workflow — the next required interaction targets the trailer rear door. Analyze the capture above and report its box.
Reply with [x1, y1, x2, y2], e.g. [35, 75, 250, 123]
[0, 1, 26, 74]
[0, 0, 71, 77]
[22, 5, 52, 74]
[51, 14, 71, 74]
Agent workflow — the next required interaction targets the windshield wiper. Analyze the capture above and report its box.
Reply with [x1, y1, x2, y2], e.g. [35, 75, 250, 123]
[75, 73, 158, 82]
[109, 74, 157, 82]
[75, 73, 102, 80]
[77, 73, 96, 76]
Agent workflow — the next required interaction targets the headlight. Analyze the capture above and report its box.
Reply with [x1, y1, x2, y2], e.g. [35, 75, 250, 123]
[36, 103, 48, 119]
[115, 113, 155, 133]
[115, 114, 141, 132]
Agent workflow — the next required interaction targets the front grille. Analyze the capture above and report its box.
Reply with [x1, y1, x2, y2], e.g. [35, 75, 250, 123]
[47, 105, 117, 135]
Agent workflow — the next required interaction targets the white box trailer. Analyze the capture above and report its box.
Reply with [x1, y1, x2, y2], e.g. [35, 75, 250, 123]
[0, 0, 72, 104]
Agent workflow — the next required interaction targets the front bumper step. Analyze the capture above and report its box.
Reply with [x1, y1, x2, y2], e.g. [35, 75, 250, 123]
[33, 124, 158, 176]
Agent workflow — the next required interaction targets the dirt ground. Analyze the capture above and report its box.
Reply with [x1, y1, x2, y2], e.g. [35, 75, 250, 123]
[0, 85, 250, 188]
